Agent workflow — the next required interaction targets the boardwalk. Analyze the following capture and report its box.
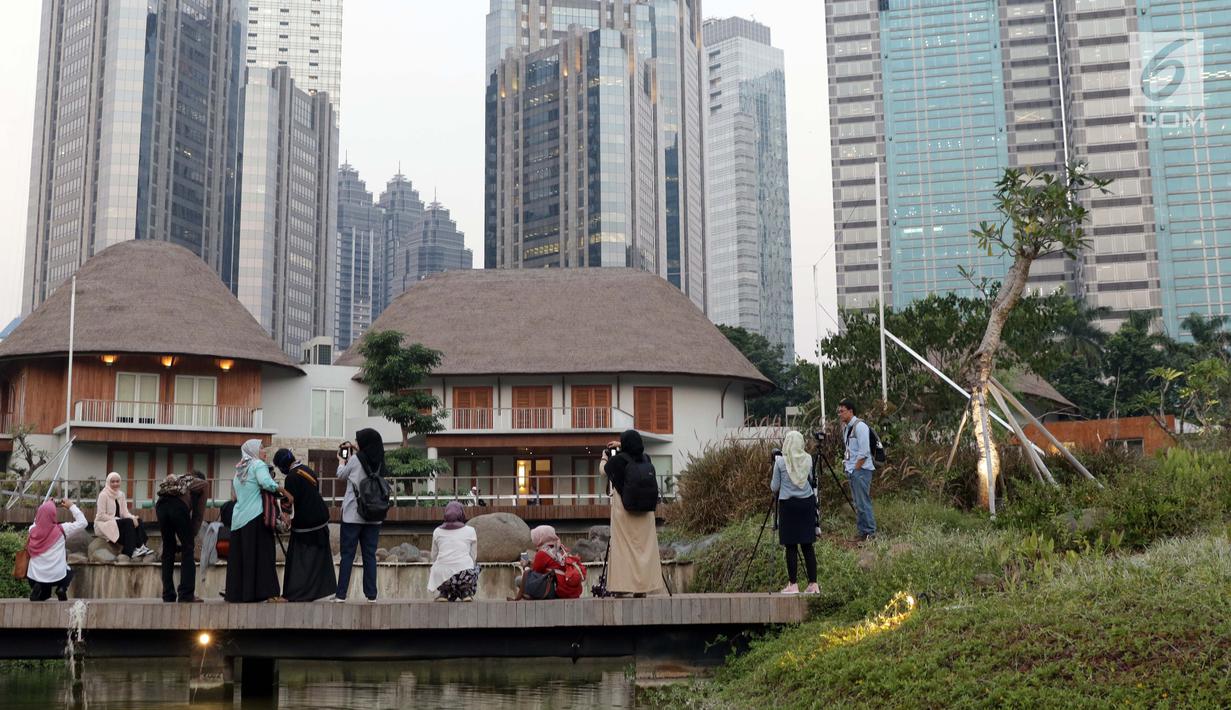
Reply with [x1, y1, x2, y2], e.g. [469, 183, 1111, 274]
[0, 595, 809, 663]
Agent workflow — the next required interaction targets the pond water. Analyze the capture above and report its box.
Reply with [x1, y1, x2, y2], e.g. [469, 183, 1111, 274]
[0, 657, 639, 709]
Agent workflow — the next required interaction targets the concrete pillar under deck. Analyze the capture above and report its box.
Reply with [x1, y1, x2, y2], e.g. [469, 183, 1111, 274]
[236, 656, 278, 698]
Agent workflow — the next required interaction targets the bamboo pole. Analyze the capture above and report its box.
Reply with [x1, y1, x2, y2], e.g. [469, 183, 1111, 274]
[990, 376, 1102, 488]
[989, 385, 1054, 486]
[945, 403, 970, 472]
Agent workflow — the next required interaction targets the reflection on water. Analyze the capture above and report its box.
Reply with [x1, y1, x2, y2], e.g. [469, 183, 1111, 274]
[0, 657, 637, 710]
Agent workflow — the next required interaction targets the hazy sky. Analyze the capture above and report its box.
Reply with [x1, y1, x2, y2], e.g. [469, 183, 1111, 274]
[0, 0, 837, 358]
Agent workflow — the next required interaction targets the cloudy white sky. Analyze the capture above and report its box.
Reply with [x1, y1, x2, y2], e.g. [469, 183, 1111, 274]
[0, 0, 837, 358]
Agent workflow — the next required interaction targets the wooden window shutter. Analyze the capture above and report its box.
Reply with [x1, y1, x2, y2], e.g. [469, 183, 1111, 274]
[634, 387, 654, 431]
[512, 387, 532, 410]
[572, 386, 592, 409]
[653, 387, 673, 434]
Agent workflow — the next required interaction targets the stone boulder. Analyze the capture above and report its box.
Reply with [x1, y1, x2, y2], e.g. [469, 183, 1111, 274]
[376, 547, 389, 562]
[587, 525, 611, 543]
[467, 512, 532, 562]
[66, 553, 88, 566]
[572, 537, 607, 563]
[88, 537, 121, 563]
[387, 543, 421, 563]
[65, 528, 92, 556]
[659, 545, 676, 561]
[669, 533, 719, 560]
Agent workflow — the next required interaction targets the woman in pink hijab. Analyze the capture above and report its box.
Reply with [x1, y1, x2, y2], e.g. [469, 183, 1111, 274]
[25, 498, 87, 601]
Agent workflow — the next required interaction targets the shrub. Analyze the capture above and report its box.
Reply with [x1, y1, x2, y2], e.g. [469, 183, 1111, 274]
[0, 531, 29, 599]
[669, 439, 780, 534]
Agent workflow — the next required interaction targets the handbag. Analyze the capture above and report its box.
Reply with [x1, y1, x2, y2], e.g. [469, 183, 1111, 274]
[261, 490, 291, 535]
[12, 549, 29, 580]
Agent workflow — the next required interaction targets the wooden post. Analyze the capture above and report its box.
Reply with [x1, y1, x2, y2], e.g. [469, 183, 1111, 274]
[946, 403, 970, 472]
[990, 376, 1102, 488]
[989, 385, 1054, 486]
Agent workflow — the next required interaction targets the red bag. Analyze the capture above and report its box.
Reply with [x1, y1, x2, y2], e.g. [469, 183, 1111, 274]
[554, 555, 587, 599]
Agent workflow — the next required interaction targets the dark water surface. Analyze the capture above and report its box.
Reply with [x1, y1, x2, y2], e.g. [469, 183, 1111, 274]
[0, 657, 638, 709]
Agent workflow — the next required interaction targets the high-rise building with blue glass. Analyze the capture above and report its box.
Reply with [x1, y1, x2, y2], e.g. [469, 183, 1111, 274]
[22, 0, 247, 313]
[484, 0, 707, 311]
[829, 0, 1229, 338]
[703, 17, 795, 358]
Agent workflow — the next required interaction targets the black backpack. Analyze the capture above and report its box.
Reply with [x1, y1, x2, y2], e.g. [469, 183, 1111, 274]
[352, 461, 392, 522]
[620, 455, 660, 513]
[847, 420, 887, 465]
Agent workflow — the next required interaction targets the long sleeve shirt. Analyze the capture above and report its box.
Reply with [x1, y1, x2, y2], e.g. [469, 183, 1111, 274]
[336, 455, 378, 525]
[230, 460, 278, 531]
[28, 505, 87, 583]
[844, 417, 876, 473]
[770, 457, 815, 500]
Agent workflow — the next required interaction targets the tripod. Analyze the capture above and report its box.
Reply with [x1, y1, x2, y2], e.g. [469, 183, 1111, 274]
[740, 493, 778, 591]
[816, 452, 857, 516]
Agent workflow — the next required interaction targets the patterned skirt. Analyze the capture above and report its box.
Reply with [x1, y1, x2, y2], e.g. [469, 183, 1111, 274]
[437, 566, 480, 601]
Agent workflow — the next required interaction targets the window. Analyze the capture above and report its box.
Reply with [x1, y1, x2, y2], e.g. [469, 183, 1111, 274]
[1105, 438, 1144, 455]
[310, 388, 345, 438]
[571, 385, 611, 428]
[512, 386, 552, 429]
[452, 387, 493, 429]
[571, 457, 603, 500]
[173, 375, 217, 426]
[115, 372, 159, 424]
[452, 457, 493, 495]
[633, 387, 672, 434]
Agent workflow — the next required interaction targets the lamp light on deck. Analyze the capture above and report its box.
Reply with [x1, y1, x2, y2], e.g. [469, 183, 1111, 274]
[218, 359, 234, 372]
[197, 632, 211, 647]
[100, 354, 118, 366]
[160, 355, 175, 368]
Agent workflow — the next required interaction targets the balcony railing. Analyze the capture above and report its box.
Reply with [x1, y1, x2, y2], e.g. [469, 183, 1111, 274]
[447, 406, 633, 433]
[318, 473, 678, 507]
[72, 399, 264, 430]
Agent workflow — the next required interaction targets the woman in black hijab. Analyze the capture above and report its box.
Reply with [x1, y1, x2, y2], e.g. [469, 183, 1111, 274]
[275, 449, 337, 602]
[600, 429, 664, 596]
[333, 427, 386, 601]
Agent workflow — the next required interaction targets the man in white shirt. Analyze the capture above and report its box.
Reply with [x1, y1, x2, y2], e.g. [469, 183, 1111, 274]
[839, 399, 877, 542]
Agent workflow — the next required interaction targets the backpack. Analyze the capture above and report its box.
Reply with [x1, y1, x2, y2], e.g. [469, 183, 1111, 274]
[352, 460, 392, 522]
[619, 455, 659, 513]
[157, 473, 191, 499]
[555, 555, 587, 599]
[847, 419, 887, 465]
[523, 569, 557, 600]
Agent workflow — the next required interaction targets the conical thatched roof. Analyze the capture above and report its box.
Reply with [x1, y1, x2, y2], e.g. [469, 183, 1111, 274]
[336, 268, 771, 388]
[0, 241, 299, 371]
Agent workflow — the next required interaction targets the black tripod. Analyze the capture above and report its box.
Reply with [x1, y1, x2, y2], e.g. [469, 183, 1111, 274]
[740, 493, 778, 591]
[816, 453, 858, 516]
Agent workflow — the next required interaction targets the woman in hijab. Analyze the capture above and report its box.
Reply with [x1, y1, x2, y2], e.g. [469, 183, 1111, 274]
[333, 428, 386, 602]
[275, 448, 337, 602]
[600, 429, 664, 597]
[224, 439, 282, 603]
[771, 431, 819, 595]
[94, 472, 153, 559]
[26, 498, 88, 601]
[428, 501, 479, 601]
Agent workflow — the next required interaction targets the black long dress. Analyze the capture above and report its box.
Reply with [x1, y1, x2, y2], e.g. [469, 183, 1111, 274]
[225, 518, 280, 603]
[282, 464, 337, 602]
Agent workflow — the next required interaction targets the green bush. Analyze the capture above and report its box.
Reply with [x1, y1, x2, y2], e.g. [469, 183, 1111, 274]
[669, 439, 780, 534]
[0, 531, 28, 599]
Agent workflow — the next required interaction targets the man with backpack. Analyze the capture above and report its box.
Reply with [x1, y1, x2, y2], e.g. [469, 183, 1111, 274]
[839, 399, 878, 542]
[154, 470, 209, 602]
[333, 428, 391, 602]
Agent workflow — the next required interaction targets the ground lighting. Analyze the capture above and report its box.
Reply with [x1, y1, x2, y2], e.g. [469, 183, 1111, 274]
[197, 632, 211, 647]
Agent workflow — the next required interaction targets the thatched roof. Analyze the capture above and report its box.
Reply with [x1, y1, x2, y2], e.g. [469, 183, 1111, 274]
[0, 241, 300, 371]
[336, 268, 771, 387]
[1004, 371, 1077, 410]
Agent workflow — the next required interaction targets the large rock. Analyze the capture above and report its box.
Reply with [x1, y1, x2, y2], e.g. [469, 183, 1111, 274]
[65, 528, 92, 556]
[388, 543, 421, 563]
[670, 533, 720, 560]
[587, 525, 611, 543]
[467, 513, 532, 562]
[66, 553, 88, 566]
[572, 537, 607, 563]
[88, 537, 120, 563]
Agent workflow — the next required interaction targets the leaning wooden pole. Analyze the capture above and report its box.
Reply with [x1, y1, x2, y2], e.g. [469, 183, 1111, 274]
[990, 376, 1102, 488]
[989, 385, 1053, 486]
[946, 403, 970, 472]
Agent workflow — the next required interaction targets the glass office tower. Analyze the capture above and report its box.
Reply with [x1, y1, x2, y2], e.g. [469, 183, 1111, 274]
[335, 163, 383, 351]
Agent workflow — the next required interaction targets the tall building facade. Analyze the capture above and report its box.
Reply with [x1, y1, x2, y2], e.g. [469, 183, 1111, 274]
[409, 200, 474, 282]
[379, 173, 426, 310]
[703, 17, 794, 357]
[335, 163, 383, 351]
[242, 0, 343, 114]
[235, 67, 339, 357]
[484, 0, 708, 311]
[828, 0, 1230, 337]
[22, 0, 246, 312]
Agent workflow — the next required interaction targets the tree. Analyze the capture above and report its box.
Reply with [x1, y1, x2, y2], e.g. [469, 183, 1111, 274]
[966, 164, 1112, 511]
[4, 426, 49, 493]
[357, 330, 446, 447]
[717, 325, 808, 423]
[1181, 313, 1231, 361]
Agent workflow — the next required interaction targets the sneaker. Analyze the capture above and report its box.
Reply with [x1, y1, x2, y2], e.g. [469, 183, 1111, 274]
[779, 583, 799, 595]
[366, 598, 377, 603]
[328, 595, 346, 603]
[434, 596, 448, 603]
[134, 545, 155, 558]
[803, 583, 820, 595]
[462, 596, 474, 602]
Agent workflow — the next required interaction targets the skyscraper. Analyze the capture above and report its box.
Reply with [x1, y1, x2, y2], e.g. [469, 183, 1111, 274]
[235, 67, 339, 357]
[409, 199, 474, 282]
[827, 0, 1230, 338]
[703, 17, 794, 358]
[335, 163, 383, 351]
[22, 0, 246, 312]
[242, 0, 343, 115]
[378, 173, 425, 311]
[484, 0, 708, 311]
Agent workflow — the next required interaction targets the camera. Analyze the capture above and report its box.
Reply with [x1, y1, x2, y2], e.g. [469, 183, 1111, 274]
[605, 446, 620, 459]
[338, 443, 351, 460]
[812, 430, 826, 444]
[771, 448, 783, 464]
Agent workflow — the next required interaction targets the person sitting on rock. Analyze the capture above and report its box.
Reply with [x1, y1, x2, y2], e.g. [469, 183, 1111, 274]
[25, 499, 87, 601]
[427, 501, 479, 602]
[94, 472, 153, 559]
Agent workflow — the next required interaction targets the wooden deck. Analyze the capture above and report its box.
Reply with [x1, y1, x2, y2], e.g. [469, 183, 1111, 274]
[0, 595, 807, 663]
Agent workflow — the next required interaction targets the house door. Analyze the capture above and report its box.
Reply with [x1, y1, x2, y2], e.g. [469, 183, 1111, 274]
[108, 447, 156, 501]
[515, 458, 553, 505]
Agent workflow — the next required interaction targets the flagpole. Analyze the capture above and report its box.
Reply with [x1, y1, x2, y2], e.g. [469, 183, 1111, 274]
[57, 275, 77, 501]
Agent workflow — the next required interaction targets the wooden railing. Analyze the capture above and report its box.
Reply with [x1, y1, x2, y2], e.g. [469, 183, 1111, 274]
[72, 399, 264, 430]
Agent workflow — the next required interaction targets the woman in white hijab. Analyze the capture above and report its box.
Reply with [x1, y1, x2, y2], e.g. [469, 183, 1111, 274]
[225, 439, 283, 602]
[94, 471, 153, 558]
[770, 431, 819, 595]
